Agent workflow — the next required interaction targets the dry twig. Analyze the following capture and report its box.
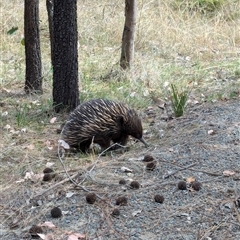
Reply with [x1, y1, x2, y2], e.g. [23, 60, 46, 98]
[163, 162, 197, 178]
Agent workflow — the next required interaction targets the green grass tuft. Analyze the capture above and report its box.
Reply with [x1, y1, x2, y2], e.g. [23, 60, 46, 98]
[171, 84, 189, 117]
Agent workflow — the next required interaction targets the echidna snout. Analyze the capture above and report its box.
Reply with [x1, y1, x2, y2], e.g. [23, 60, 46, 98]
[139, 137, 149, 147]
[61, 99, 148, 152]
[129, 130, 148, 147]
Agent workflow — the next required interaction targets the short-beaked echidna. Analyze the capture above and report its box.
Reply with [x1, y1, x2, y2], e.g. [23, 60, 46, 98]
[61, 99, 148, 152]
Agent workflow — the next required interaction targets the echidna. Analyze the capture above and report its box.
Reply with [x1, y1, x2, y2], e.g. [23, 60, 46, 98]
[61, 99, 148, 152]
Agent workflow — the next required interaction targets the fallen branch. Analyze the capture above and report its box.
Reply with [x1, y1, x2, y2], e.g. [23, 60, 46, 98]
[56, 141, 127, 201]
[79, 142, 127, 185]
[188, 167, 222, 176]
[163, 163, 197, 179]
[159, 158, 222, 177]
[30, 171, 107, 202]
[30, 172, 80, 200]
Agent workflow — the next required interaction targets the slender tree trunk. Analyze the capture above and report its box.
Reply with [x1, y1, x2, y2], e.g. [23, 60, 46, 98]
[120, 0, 137, 69]
[24, 0, 42, 94]
[46, 0, 54, 66]
[52, 0, 80, 113]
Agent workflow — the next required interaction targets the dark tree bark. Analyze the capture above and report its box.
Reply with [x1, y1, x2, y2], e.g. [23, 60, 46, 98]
[53, 0, 80, 113]
[46, 0, 54, 66]
[24, 0, 42, 94]
[120, 0, 137, 69]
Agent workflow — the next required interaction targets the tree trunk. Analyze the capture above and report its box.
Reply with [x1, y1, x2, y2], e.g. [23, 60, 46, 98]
[120, 0, 137, 69]
[52, 0, 80, 113]
[24, 0, 42, 94]
[46, 0, 54, 66]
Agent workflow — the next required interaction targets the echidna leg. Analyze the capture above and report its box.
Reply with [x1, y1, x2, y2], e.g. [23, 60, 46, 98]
[112, 134, 129, 149]
[93, 137, 111, 151]
[77, 140, 91, 153]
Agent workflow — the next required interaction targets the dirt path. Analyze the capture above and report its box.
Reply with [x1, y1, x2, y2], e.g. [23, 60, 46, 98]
[1, 99, 240, 240]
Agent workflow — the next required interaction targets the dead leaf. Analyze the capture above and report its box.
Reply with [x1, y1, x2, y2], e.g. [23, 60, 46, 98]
[24, 171, 34, 179]
[66, 192, 75, 198]
[44, 234, 55, 240]
[233, 122, 240, 127]
[1, 111, 8, 116]
[120, 166, 133, 173]
[24, 172, 44, 182]
[46, 162, 55, 168]
[10, 129, 19, 134]
[32, 100, 41, 106]
[21, 128, 27, 133]
[4, 124, 11, 130]
[16, 179, 25, 183]
[151, 96, 166, 109]
[208, 129, 215, 135]
[186, 176, 195, 183]
[187, 99, 199, 104]
[128, 157, 143, 161]
[143, 89, 149, 97]
[23, 144, 34, 150]
[45, 140, 55, 150]
[50, 117, 57, 124]
[39, 221, 56, 229]
[223, 170, 235, 176]
[2, 87, 10, 93]
[132, 210, 142, 217]
[68, 233, 86, 240]
[130, 92, 136, 97]
[37, 233, 46, 239]
[163, 81, 169, 87]
[62, 211, 69, 215]
[58, 140, 70, 149]
[37, 233, 54, 240]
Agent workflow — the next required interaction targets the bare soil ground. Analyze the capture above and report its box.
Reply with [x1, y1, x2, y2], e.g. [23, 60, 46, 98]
[1, 98, 240, 240]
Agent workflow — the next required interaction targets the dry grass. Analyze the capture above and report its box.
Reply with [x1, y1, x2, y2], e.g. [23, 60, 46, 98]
[0, 1, 240, 237]
[1, 1, 240, 98]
